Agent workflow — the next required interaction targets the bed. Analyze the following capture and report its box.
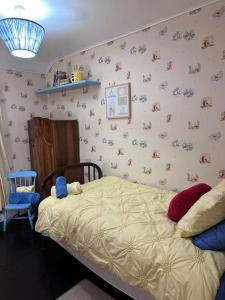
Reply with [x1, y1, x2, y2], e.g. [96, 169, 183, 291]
[35, 163, 225, 300]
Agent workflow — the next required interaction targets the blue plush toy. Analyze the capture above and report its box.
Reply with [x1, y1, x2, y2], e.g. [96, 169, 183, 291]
[56, 176, 68, 199]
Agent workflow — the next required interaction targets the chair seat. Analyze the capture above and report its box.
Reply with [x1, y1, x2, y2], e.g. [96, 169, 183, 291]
[5, 203, 31, 210]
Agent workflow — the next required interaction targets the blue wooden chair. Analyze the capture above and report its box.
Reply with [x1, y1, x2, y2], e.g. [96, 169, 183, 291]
[3, 170, 40, 232]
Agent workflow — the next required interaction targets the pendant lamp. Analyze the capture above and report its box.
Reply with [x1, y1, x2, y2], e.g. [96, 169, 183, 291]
[0, 17, 45, 58]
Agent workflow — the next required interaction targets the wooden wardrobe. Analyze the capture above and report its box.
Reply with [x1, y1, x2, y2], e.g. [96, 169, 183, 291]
[28, 117, 81, 194]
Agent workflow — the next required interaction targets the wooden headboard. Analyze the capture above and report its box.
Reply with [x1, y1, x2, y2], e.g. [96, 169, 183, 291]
[41, 162, 103, 198]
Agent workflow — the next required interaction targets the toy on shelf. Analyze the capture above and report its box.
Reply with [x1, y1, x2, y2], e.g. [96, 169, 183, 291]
[71, 65, 84, 82]
[53, 70, 69, 86]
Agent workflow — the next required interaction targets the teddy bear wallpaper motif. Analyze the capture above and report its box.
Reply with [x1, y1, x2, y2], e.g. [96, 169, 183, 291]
[0, 70, 47, 171]
[45, 0, 225, 191]
[0, 1, 224, 192]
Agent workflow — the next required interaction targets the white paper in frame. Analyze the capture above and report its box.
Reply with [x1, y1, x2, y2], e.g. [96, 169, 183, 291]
[105, 83, 131, 119]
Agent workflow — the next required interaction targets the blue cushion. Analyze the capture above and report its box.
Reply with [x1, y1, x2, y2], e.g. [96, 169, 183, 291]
[192, 219, 225, 251]
[56, 176, 68, 199]
[5, 203, 31, 210]
[216, 272, 225, 300]
[9, 192, 40, 205]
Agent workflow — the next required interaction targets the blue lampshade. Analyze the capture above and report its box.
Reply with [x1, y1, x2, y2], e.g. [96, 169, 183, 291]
[0, 18, 45, 58]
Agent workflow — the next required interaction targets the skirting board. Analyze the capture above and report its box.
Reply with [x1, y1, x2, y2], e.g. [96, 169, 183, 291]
[58, 241, 155, 300]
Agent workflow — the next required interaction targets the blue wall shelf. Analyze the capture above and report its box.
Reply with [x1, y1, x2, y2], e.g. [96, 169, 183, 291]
[35, 80, 101, 94]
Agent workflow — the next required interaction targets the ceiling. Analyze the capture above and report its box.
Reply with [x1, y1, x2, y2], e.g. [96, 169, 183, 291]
[0, 0, 218, 74]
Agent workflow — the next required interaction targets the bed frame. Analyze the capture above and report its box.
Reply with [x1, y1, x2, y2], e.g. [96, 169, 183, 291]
[58, 241, 154, 300]
[41, 162, 103, 198]
[40, 163, 154, 300]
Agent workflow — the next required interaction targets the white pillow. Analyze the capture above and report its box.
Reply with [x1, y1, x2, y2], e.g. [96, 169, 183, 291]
[51, 182, 82, 197]
[16, 185, 34, 193]
[175, 179, 225, 237]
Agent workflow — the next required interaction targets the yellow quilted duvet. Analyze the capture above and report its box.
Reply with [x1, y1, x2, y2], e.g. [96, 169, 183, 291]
[35, 176, 225, 300]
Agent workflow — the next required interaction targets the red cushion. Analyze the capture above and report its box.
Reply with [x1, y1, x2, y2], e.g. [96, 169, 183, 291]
[168, 183, 211, 222]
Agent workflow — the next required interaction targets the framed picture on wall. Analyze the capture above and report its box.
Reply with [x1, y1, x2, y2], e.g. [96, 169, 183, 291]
[105, 83, 131, 119]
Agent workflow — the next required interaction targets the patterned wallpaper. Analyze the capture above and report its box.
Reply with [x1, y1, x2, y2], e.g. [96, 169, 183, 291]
[0, 68, 47, 170]
[45, 0, 225, 191]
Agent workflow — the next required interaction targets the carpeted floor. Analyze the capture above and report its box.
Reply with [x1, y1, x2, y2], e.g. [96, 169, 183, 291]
[57, 279, 115, 300]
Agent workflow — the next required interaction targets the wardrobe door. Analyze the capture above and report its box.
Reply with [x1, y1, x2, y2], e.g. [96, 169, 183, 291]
[28, 117, 54, 193]
[52, 120, 80, 168]
[52, 120, 83, 183]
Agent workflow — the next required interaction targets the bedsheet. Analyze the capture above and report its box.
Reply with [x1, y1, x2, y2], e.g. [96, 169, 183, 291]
[35, 176, 225, 300]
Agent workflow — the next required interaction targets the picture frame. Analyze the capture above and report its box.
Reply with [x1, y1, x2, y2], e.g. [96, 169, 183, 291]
[105, 83, 131, 119]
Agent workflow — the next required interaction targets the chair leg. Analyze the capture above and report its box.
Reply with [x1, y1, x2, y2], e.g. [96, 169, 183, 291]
[3, 209, 7, 232]
[27, 209, 33, 230]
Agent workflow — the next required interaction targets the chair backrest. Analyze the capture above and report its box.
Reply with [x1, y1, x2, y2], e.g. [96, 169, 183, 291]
[7, 170, 37, 193]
